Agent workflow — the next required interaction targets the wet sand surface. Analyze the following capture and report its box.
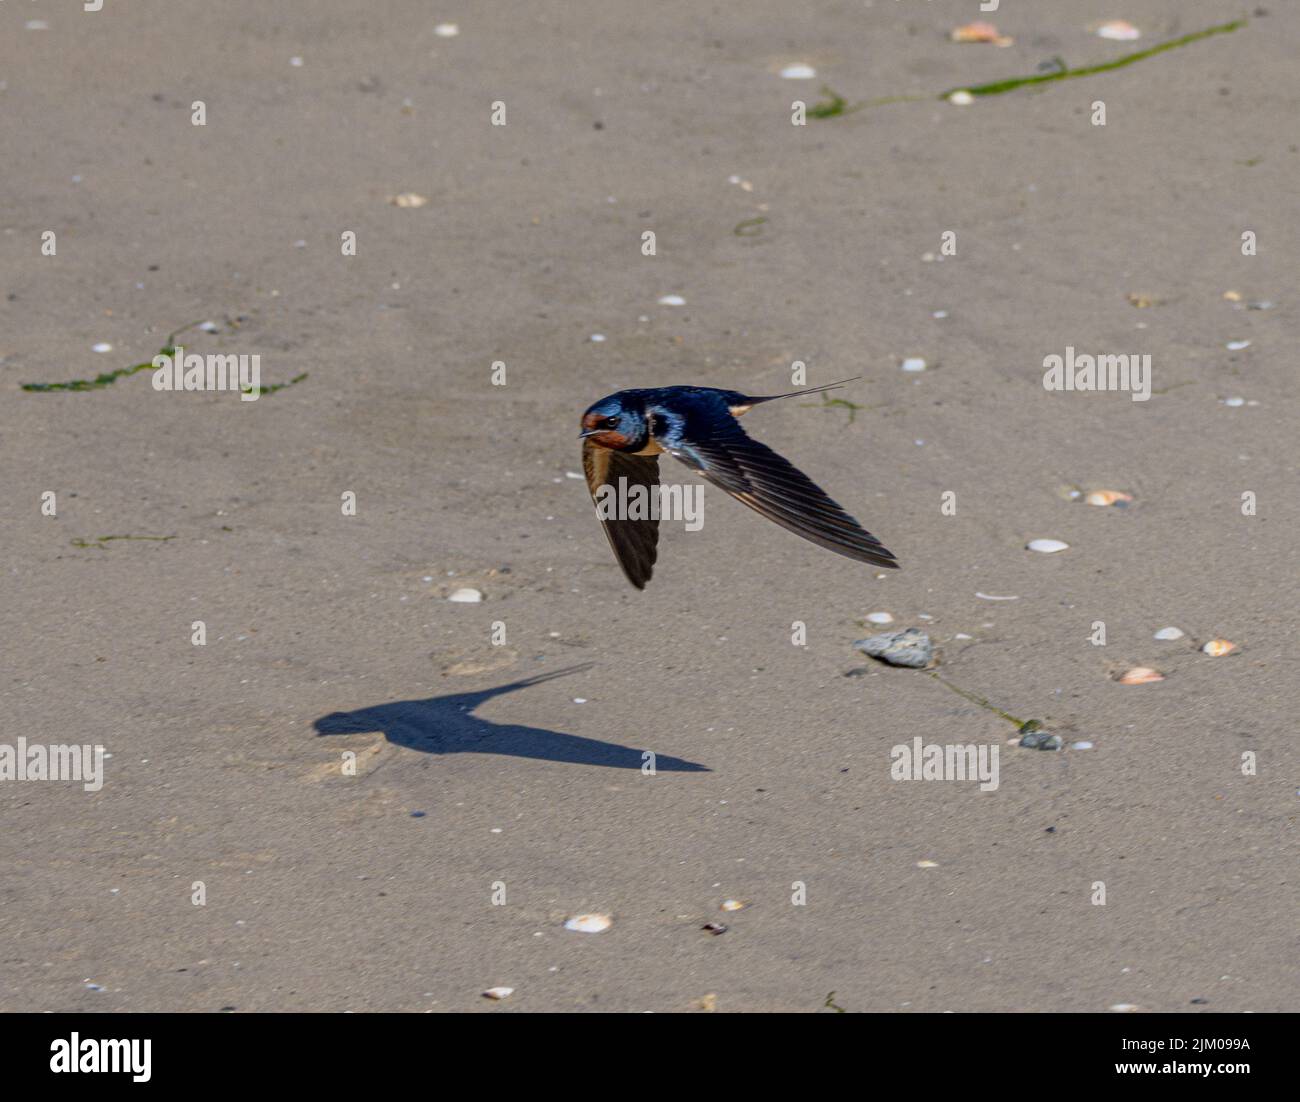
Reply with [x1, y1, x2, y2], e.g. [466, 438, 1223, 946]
[1, 1, 1295, 1011]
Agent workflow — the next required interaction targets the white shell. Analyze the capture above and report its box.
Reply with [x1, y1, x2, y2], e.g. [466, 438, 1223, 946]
[948, 90, 975, 106]
[434, 23, 460, 37]
[482, 986, 513, 999]
[780, 63, 817, 79]
[1096, 21, 1140, 41]
[916, 860, 939, 869]
[657, 294, 686, 306]
[1027, 539, 1069, 553]
[564, 913, 612, 933]
[92, 342, 113, 353]
[1226, 340, 1251, 351]
[901, 357, 927, 372]
[1153, 627, 1184, 641]
[448, 588, 483, 603]
[1202, 639, 1236, 657]
[865, 611, 894, 624]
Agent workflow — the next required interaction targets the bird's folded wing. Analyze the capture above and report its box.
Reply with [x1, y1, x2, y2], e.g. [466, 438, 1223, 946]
[662, 414, 898, 568]
[583, 441, 661, 588]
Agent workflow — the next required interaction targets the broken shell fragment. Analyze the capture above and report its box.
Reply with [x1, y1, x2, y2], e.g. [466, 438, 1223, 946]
[1153, 627, 1185, 641]
[1202, 639, 1237, 657]
[482, 987, 514, 1000]
[389, 192, 429, 208]
[1084, 490, 1133, 507]
[1027, 539, 1069, 553]
[720, 899, 745, 912]
[1118, 667, 1164, 685]
[564, 913, 612, 933]
[1096, 20, 1140, 41]
[448, 588, 483, 603]
[950, 22, 1014, 47]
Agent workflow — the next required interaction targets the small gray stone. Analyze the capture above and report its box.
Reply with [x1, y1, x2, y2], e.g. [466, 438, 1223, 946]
[1018, 721, 1062, 751]
[853, 628, 933, 668]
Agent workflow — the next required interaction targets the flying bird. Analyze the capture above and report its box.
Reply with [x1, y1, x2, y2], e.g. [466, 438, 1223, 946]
[579, 379, 898, 588]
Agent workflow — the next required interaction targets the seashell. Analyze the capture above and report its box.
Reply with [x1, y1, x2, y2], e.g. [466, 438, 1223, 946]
[947, 90, 975, 106]
[657, 294, 686, 306]
[916, 859, 939, 869]
[1072, 741, 1094, 750]
[865, 611, 894, 624]
[1153, 627, 1184, 641]
[1118, 667, 1164, 685]
[482, 986, 513, 1000]
[1223, 397, 1245, 407]
[701, 922, 728, 935]
[901, 357, 927, 372]
[389, 193, 429, 208]
[1109, 1003, 1140, 1012]
[1226, 340, 1251, 351]
[434, 23, 460, 37]
[92, 343, 113, 353]
[950, 22, 1013, 47]
[1222, 290, 1243, 302]
[780, 64, 816, 80]
[976, 592, 1019, 601]
[1084, 490, 1132, 507]
[564, 913, 612, 933]
[589, 333, 606, 342]
[720, 900, 745, 912]
[1027, 539, 1068, 553]
[1202, 639, 1236, 657]
[1096, 21, 1140, 41]
[448, 587, 483, 603]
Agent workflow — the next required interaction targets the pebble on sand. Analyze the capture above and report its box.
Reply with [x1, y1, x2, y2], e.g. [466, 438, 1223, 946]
[1118, 667, 1164, 685]
[779, 63, 817, 80]
[92, 343, 113, 353]
[1226, 340, 1251, 351]
[657, 294, 686, 306]
[1084, 490, 1132, 507]
[1202, 639, 1236, 657]
[564, 913, 612, 933]
[916, 860, 939, 869]
[1109, 1003, 1140, 1012]
[1027, 539, 1069, 554]
[448, 587, 483, 603]
[865, 611, 894, 624]
[434, 23, 460, 37]
[947, 90, 975, 106]
[1096, 21, 1140, 41]
[482, 986, 513, 1000]
[853, 628, 933, 669]
[901, 357, 927, 373]
[389, 193, 429, 208]
[1153, 627, 1185, 641]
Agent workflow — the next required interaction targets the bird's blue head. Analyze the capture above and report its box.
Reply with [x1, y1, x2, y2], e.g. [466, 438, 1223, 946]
[579, 393, 649, 452]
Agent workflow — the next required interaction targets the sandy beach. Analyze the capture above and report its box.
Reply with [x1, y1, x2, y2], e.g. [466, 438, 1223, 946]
[1, 0, 1295, 1012]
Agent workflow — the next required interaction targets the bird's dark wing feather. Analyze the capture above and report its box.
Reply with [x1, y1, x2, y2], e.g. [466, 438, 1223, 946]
[582, 440, 661, 588]
[659, 408, 898, 569]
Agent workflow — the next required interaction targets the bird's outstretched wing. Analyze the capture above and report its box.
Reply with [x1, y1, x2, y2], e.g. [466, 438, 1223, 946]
[659, 406, 898, 569]
[583, 439, 661, 588]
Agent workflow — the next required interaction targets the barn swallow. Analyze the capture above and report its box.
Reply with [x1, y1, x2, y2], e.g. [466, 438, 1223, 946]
[580, 378, 898, 588]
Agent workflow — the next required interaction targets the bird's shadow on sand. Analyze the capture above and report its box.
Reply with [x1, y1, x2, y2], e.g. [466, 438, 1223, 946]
[313, 664, 709, 772]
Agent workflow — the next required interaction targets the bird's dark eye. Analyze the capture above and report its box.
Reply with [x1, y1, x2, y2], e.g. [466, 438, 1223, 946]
[603, 416, 620, 429]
